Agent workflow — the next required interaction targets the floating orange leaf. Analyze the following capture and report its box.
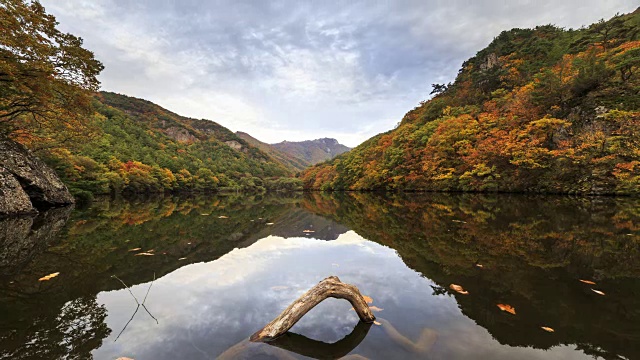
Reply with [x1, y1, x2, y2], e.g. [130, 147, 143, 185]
[38, 272, 60, 281]
[591, 289, 605, 295]
[362, 295, 373, 304]
[450, 284, 469, 295]
[128, 248, 141, 252]
[579, 279, 596, 285]
[497, 304, 516, 315]
[541, 326, 554, 332]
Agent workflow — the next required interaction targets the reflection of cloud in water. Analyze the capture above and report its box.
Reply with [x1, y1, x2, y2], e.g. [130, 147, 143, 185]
[92, 231, 596, 360]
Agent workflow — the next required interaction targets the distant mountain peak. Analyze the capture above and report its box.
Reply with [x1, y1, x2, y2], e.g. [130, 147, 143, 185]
[235, 132, 350, 171]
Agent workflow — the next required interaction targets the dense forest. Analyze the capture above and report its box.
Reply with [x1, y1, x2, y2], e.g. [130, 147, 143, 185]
[302, 9, 640, 195]
[11, 92, 304, 200]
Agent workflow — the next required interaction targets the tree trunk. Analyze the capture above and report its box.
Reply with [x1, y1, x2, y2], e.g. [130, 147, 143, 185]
[251, 276, 376, 342]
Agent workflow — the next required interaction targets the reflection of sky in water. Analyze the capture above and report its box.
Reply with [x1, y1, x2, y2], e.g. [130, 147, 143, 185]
[93, 231, 594, 360]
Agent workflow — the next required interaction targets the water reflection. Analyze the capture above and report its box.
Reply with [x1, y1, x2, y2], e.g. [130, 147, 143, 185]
[0, 192, 638, 359]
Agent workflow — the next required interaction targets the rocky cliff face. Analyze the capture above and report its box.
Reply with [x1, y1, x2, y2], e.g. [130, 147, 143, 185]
[0, 138, 74, 216]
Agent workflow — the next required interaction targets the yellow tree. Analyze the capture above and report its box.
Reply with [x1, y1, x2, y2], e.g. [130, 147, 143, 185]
[0, 0, 103, 140]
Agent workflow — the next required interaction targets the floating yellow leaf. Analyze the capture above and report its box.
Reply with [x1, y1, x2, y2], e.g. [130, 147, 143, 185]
[201, 213, 210, 216]
[218, 215, 228, 219]
[579, 279, 596, 285]
[128, 248, 141, 252]
[178, 257, 187, 260]
[266, 223, 274, 225]
[363, 295, 373, 304]
[302, 230, 315, 233]
[591, 289, 605, 295]
[475, 264, 484, 268]
[541, 326, 554, 332]
[38, 272, 60, 281]
[497, 304, 516, 315]
[373, 321, 381, 326]
[449, 284, 469, 295]
[135, 252, 154, 256]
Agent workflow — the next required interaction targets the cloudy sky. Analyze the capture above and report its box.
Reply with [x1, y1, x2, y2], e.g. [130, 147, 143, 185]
[43, 0, 637, 147]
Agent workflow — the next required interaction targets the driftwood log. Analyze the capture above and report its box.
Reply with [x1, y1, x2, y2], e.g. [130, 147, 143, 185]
[251, 276, 376, 342]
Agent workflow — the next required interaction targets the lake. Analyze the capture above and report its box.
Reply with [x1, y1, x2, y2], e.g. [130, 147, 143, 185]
[1, 192, 639, 359]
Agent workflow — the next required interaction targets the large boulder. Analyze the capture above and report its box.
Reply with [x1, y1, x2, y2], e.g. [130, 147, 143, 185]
[0, 138, 74, 216]
[0, 167, 34, 215]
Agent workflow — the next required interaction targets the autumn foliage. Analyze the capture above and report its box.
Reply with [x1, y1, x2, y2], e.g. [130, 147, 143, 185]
[302, 10, 640, 195]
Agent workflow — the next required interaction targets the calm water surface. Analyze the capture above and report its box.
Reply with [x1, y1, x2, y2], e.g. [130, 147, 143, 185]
[1, 192, 639, 359]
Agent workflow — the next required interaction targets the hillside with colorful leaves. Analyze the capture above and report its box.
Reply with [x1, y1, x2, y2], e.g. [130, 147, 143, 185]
[12, 91, 300, 200]
[302, 9, 640, 195]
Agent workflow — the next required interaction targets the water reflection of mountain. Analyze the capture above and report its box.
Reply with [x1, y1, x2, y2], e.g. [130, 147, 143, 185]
[1, 192, 639, 359]
[303, 192, 640, 360]
[0, 193, 349, 359]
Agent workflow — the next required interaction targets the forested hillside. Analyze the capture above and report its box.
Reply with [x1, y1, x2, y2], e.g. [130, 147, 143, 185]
[302, 9, 640, 195]
[14, 92, 298, 199]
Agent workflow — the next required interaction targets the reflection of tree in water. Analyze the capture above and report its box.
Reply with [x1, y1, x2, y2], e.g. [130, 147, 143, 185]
[303, 192, 640, 360]
[0, 296, 110, 359]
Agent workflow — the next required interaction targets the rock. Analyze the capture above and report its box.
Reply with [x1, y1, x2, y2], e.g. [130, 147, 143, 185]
[0, 205, 73, 275]
[225, 140, 243, 151]
[0, 167, 34, 216]
[0, 138, 74, 215]
[165, 126, 197, 143]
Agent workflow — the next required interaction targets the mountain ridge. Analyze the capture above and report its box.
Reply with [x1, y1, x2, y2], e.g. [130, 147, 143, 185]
[302, 9, 640, 195]
[235, 131, 350, 172]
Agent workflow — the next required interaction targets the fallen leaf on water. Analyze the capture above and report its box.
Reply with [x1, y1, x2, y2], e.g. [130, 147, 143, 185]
[135, 252, 154, 256]
[497, 304, 516, 315]
[541, 326, 555, 332]
[475, 263, 484, 268]
[146, 249, 155, 253]
[363, 295, 373, 304]
[128, 248, 141, 252]
[449, 284, 469, 295]
[178, 257, 187, 260]
[218, 215, 228, 219]
[201, 213, 210, 216]
[303, 230, 315, 233]
[579, 279, 596, 285]
[591, 289, 605, 295]
[266, 223, 274, 225]
[38, 272, 60, 281]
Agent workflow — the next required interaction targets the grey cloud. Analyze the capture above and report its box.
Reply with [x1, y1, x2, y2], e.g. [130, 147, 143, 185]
[43, 0, 637, 146]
